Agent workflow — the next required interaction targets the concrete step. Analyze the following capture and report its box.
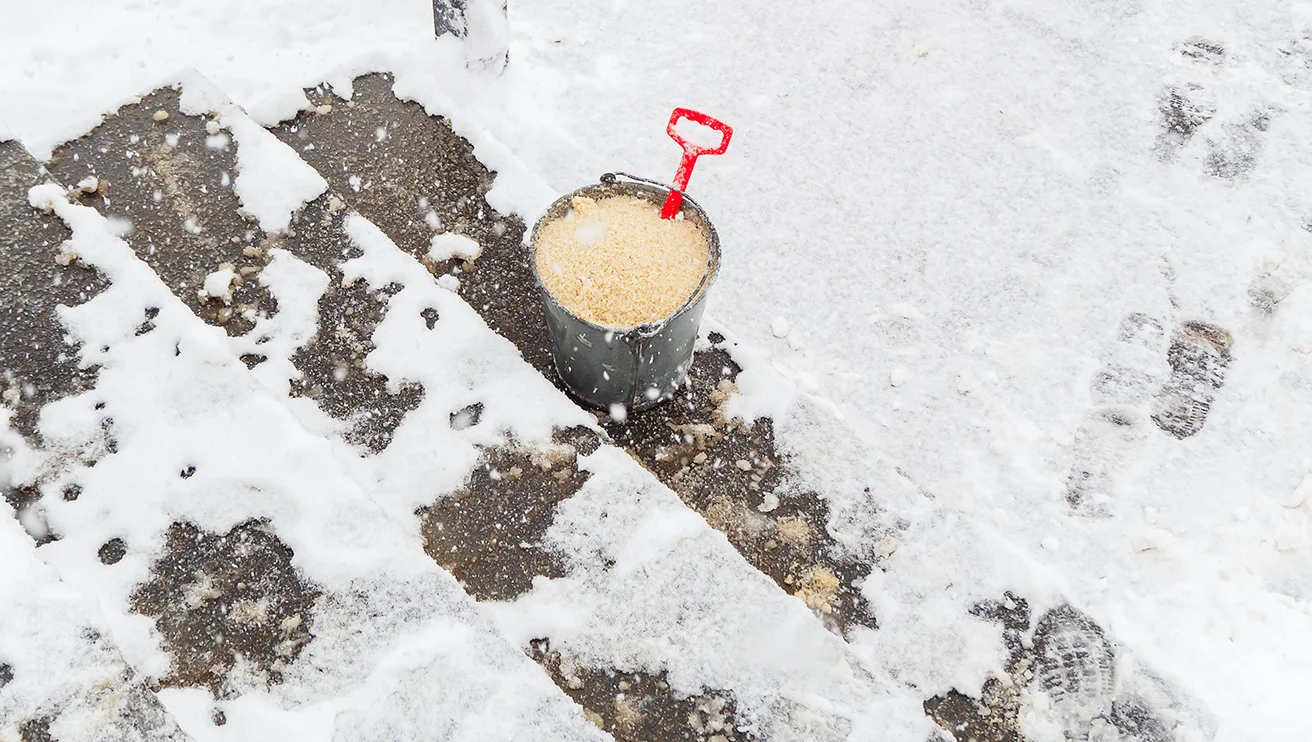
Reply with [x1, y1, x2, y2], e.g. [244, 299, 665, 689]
[0, 69, 1215, 742]
[0, 139, 108, 455]
[265, 72, 1214, 742]
[18, 75, 933, 740]
[267, 74, 881, 639]
[1, 135, 189, 737]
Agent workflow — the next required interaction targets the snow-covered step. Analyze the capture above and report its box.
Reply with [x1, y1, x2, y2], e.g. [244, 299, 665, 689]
[17, 176, 612, 741]
[0, 506, 190, 740]
[262, 73, 1220, 742]
[268, 73, 556, 372]
[42, 77, 423, 454]
[267, 73, 884, 640]
[0, 138, 107, 448]
[19, 75, 938, 739]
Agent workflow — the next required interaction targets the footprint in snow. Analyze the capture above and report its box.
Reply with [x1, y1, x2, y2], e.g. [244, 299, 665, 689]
[1153, 37, 1276, 181]
[1065, 405, 1149, 515]
[1064, 314, 1234, 514]
[1150, 321, 1233, 440]
[1064, 314, 1163, 514]
[928, 599, 1201, 741]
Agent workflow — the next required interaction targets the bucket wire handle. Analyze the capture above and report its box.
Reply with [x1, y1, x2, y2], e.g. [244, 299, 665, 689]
[603, 171, 685, 197]
[661, 108, 733, 219]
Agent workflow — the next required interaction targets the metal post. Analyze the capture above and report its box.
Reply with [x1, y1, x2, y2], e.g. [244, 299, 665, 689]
[433, 0, 469, 38]
[434, 0, 508, 73]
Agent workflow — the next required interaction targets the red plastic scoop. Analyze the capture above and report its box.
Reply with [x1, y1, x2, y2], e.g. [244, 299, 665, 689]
[661, 108, 733, 219]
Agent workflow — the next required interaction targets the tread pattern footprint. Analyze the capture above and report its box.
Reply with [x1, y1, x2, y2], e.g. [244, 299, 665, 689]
[1065, 313, 1161, 514]
[1067, 315, 1233, 513]
[1065, 406, 1146, 515]
[1150, 322, 1233, 439]
[928, 600, 1190, 742]
[1032, 606, 1117, 736]
[1154, 36, 1275, 181]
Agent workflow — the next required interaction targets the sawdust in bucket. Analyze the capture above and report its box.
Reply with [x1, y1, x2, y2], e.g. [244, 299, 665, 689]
[533, 194, 711, 329]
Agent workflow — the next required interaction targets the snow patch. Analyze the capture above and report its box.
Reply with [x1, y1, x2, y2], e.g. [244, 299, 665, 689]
[222, 112, 326, 232]
[199, 268, 237, 304]
[428, 232, 483, 263]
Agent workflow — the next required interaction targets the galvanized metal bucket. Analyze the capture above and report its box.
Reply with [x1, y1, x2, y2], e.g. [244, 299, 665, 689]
[529, 172, 721, 413]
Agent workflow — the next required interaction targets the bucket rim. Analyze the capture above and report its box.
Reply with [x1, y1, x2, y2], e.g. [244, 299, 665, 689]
[527, 176, 721, 337]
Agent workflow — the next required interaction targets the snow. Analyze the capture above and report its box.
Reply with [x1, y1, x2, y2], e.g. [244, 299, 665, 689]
[889, 367, 908, 387]
[428, 232, 483, 263]
[4, 0, 1312, 739]
[175, 71, 330, 232]
[198, 268, 237, 303]
[770, 315, 789, 338]
[607, 402, 627, 423]
[223, 113, 327, 233]
[672, 115, 728, 151]
[235, 248, 331, 395]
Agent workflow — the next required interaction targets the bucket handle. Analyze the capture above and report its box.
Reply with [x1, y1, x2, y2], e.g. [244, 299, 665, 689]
[601, 171, 686, 198]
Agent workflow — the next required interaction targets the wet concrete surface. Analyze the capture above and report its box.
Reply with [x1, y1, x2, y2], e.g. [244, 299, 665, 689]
[529, 638, 757, 742]
[279, 195, 426, 453]
[45, 87, 277, 339]
[130, 520, 320, 697]
[418, 427, 598, 601]
[268, 74, 553, 373]
[0, 140, 108, 443]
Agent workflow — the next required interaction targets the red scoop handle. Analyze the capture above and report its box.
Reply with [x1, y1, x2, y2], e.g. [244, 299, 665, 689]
[661, 108, 733, 219]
